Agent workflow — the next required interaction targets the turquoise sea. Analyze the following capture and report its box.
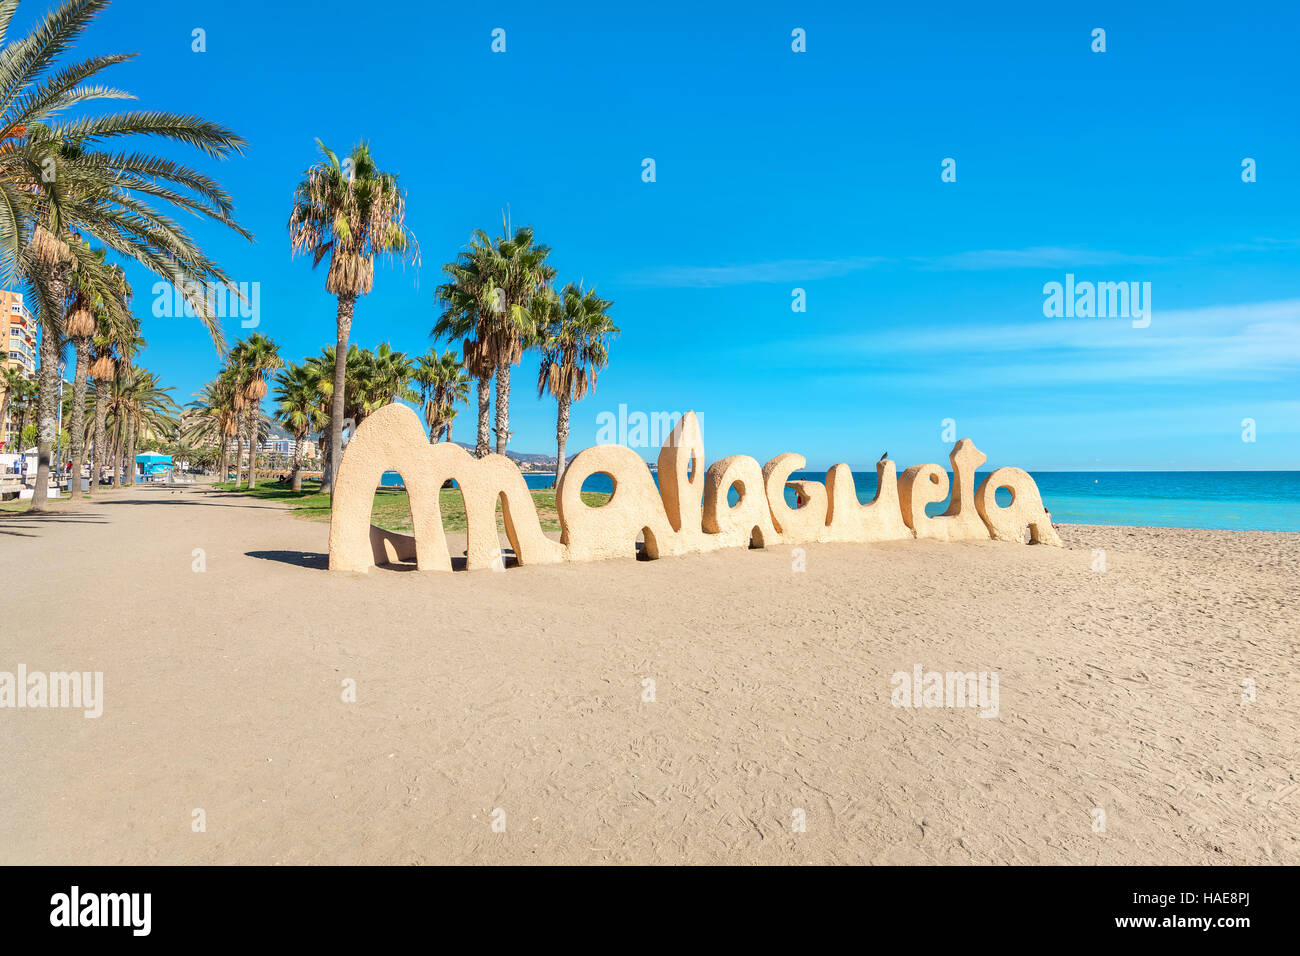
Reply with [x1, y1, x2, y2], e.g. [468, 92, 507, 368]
[381, 470, 1300, 533]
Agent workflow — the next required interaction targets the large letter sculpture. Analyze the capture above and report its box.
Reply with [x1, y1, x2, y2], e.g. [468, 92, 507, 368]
[898, 438, 991, 542]
[328, 404, 1063, 573]
[329, 403, 563, 572]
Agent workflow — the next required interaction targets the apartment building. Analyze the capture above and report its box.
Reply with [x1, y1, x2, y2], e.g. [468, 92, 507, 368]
[259, 435, 318, 459]
[1, 290, 37, 449]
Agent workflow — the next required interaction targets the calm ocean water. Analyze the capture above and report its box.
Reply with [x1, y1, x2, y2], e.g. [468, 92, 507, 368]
[381, 470, 1300, 532]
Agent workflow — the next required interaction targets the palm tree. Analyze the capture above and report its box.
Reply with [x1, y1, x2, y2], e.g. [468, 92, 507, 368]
[87, 312, 136, 488]
[224, 345, 248, 487]
[488, 224, 553, 455]
[235, 397, 272, 483]
[434, 220, 553, 457]
[301, 342, 414, 441]
[288, 140, 418, 495]
[105, 368, 178, 483]
[87, 354, 112, 486]
[63, 244, 129, 497]
[8, 375, 36, 455]
[358, 342, 415, 417]
[1, 365, 27, 448]
[534, 283, 617, 487]
[112, 330, 142, 486]
[228, 333, 280, 489]
[0, 0, 252, 510]
[433, 237, 495, 457]
[222, 362, 250, 485]
[274, 362, 326, 491]
[185, 375, 240, 482]
[413, 348, 470, 443]
[301, 347, 353, 473]
[299, 350, 334, 472]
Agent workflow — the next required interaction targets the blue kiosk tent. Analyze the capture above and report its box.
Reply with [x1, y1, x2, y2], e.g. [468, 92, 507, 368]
[135, 453, 172, 482]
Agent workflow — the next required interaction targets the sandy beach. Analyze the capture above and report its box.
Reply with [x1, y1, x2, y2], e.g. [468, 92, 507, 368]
[1, 484, 1296, 865]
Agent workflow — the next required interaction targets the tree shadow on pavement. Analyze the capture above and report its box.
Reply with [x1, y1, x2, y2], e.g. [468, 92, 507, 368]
[246, 550, 330, 570]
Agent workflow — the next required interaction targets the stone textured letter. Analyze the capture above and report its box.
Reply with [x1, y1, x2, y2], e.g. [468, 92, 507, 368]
[762, 453, 827, 545]
[824, 460, 913, 543]
[558, 444, 678, 561]
[898, 439, 991, 542]
[703, 455, 779, 549]
[330, 403, 564, 572]
[329, 404, 451, 572]
[658, 412, 705, 536]
[975, 467, 1063, 546]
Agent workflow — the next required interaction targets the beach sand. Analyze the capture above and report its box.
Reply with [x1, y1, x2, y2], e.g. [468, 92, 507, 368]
[0, 485, 1296, 864]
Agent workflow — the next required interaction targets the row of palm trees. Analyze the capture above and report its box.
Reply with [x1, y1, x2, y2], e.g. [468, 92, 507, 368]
[4, 337, 179, 491]
[3, 221, 183, 493]
[188, 337, 473, 492]
[90, 366, 179, 484]
[430, 219, 619, 485]
[184, 333, 285, 491]
[63, 199, 616, 493]
[0, 0, 619, 509]
[287, 142, 620, 492]
[0, 0, 253, 511]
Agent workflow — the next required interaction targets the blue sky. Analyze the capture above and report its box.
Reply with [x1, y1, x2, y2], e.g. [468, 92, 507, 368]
[29, 0, 1300, 469]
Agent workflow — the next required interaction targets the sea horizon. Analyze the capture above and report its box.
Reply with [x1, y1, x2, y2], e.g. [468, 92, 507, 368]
[380, 468, 1300, 533]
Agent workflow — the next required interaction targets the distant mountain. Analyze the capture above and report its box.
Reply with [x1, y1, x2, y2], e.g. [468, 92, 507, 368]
[442, 441, 655, 472]
[448, 441, 557, 469]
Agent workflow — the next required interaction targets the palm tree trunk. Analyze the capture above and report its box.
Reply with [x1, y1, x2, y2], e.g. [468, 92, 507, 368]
[554, 392, 571, 489]
[30, 305, 64, 511]
[92, 385, 107, 493]
[291, 435, 303, 492]
[67, 339, 90, 499]
[218, 439, 229, 485]
[318, 432, 330, 487]
[494, 362, 511, 455]
[107, 428, 119, 488]
[15, 406, 27, 462]
[124, 418, 137, 486]
[246, 406, 259, 490]
[324, 294, 356, 496]
[474, 375, 490, 457]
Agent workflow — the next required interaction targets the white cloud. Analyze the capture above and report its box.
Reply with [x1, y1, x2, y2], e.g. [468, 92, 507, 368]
[771, 298, 1300, 386]
[917, 246, 1171, 271]
[620, 256, 888, 288]
[621, 246, 1170, 287]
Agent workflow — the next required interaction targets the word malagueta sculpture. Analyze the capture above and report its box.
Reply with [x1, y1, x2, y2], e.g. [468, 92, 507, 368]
[328, 403, 1062, 573]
